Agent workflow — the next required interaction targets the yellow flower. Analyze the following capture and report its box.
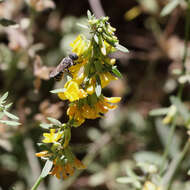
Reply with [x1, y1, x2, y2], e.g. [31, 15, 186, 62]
[86, 78, 96, 95]
[81, 104, 100, 119]
[50, 164, 68, 179]
[35, 151, 49, 157]
[86, 73, 117, 95]
[58, 81, 87, 102]
[143, 181, 162, 190]
[67, 96, 121, 127]
[50, 157, 85, 180]
[70, 35, 88, 56]
[162, 105, 177, 125]
[100, 72, 118, 88]
[104, 40, 116, 54]
[67, 103, 85, 126]
[42, 129, 63, 143]
[69, 61, 86, 85]
[74, 158, 86, 169]
[104, 96, 121, 103]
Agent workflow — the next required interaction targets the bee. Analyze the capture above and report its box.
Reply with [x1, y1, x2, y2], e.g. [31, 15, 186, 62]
[49, 53, 78, 81]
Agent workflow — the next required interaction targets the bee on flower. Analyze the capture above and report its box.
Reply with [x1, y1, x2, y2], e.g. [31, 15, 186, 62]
[36, 11, 128, 182]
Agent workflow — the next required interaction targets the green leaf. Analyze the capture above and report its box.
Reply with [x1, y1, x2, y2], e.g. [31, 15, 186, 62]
[0, 18, 17, 26]
[134, 151, 163, 167]
[40, 160, 53, 178]
[50, 88, 65, 94]
[77, 23, 89, 29]
[170, 96, 189, 122]
[94, 61, 103, 72]
[84, 62, 91, 76]
[4, 103, 13, 109]
[40, 123, 53, 129]
[155, 119, 181, 157]
[115, 43, 129, 53]
[95, 75, 102, 97]
[0, 120, 20, 126]
[94, 34, 99, 44]
[47, 117, 62, 126]
[149, 108, 169, 116]
[88, 93, 98, 106]
[160, 0, 179, 17]
[87, 10, 92, 20]
[0, 92, 8, 104]
[116, 177, 141, 188]
[112, 66, 123, 78]
[3, 110, 19, 120]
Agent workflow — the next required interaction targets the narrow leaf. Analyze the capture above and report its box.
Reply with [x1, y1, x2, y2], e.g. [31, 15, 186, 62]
[95, 75, 102, 97]
[160, 0, 179, 17]
[115, 44, 129, 53]
[94, 34, 99, 44]
[77, 23, 89, 29]
[3, 110, 19, 120]
[40, 123, 53, 129]
[47, 117, 62, 126]
[155, 119, 181, 157]
[149, 108, 169, 116]
[4, 103, 13, 109]
[50, 88, 65, 94]
[87, 10, 92, 20]
[170, 96, 189, 122]
[0, 120, 21, 126]
[0, 92, 8, 104]
[40, 160, 53, 178]
[112, 66, 123, 78]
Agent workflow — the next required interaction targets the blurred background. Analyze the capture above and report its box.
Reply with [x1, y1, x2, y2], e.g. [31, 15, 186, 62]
[0, 0, 190, 190]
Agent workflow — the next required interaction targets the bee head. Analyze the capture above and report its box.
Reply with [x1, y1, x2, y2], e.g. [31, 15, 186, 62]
[69, 53, 78, 60]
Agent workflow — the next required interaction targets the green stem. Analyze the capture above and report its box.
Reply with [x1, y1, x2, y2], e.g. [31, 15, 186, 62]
[31, 175, 43, 190]
[160, 0, 190, 180]
[160, 121, 176, 175]
[161, 140, 190, 190]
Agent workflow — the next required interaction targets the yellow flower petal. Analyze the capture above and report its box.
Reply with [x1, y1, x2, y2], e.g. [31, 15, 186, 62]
[58, 81, 86, 102]
[70, 35, 88, 56]
[104, 97, 121, 103]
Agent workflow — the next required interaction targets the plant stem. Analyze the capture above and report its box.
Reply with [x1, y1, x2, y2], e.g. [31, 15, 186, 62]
[160, 121, 176, 175]
[178, 0, 190, 98]
[161, 140, 190, 190]
[31, 175, 43, 190]
[160, 0, 190, 180]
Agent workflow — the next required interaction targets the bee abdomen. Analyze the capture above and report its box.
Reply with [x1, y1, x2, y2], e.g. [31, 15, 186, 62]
[54, 71, 64, 81]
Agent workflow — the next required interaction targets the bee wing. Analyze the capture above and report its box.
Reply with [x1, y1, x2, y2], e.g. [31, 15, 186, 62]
[49, 61, 66, 78]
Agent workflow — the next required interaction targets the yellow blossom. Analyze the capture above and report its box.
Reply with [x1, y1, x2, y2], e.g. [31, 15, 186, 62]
[67, 96, 121, 126]
[70, 35, 88, 56]
[86, 73, 117, 95]
[69, 62, 86, 85]
[58, 81, 87, 102]
[104, 40, 116, 53]
[42, 129, 63, 143]
[67, 104, 85, 126]
[74, 158, 86, 169]
[50, 157, 85, 180]
[143, 181, 162, 190]
[35, 151, 49, 157]
[162, 105, 177, 125]
[104, 96, 121, 103]
[100, 72, 118, 88]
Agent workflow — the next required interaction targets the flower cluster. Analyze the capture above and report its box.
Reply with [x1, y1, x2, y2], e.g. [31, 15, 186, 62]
[36, 11, 128, 180]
